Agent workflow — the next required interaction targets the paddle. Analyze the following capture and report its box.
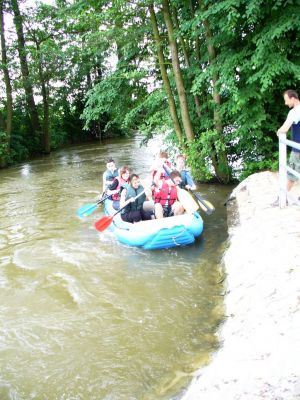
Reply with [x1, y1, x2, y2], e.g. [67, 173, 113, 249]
[188, 190, 215, 215]
[94, 190, 146, 232]
[161, 165, 199, 214]
[77, 192, 110, 218]
[162, 164, 215, 215]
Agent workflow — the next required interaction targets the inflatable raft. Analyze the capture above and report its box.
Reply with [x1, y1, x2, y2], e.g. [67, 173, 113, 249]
[103, 199, 203, 250]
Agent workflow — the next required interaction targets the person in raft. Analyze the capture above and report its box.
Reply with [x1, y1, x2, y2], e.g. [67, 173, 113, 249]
[107, 166, 130, 210]
[154, 170, 185, 218]
[102, 158, 119, 191]
[150, 150, 173, 186]
[120, 174, 152, 223]
[175, 154, 197, 191]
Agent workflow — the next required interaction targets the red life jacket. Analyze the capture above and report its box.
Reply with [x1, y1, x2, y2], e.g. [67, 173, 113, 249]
[154, 181, 177, 206]
[112, 177, 128, 201]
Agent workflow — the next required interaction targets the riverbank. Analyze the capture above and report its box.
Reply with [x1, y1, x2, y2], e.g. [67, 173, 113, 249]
[182, 171, 300, 400]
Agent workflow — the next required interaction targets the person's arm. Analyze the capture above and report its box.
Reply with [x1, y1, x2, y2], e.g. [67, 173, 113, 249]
[102, 171, 107, 190]
[107, 179, 119, 196]
[277, 111, 294, 135]
[153, 168, 164, 186]
[119, 188, 127, 209]
[184, 171, 196, 191]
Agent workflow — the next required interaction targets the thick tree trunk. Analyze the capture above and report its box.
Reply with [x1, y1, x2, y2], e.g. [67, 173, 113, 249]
[33, 38, 50, 154]
[162, 0, 195, 142]
[39, 67, 50, 154]
[172, 5, 201, 118]
[0, 0, 13, 167]
[11, 0, 41, 140]
[199, 1, 231, 183]
[149, 4, 183, 145]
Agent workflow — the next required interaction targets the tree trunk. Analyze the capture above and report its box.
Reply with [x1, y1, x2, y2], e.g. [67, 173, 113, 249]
[0, 0, 13, 167]
[172, 5, 201, 118]
[11, 0, 41, 140]
[39, 61, 50, 154]
[162, 0, 195, 142]
[33, 37, 50, 154]
[199, 0, 231, 183]
[149, 4, 183, 145]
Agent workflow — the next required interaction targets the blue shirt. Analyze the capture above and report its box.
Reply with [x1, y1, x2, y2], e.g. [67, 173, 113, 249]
[180, 169, 195, 187]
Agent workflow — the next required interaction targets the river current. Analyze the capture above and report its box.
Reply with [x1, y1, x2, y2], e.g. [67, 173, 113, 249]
[0, 136, 232, 400]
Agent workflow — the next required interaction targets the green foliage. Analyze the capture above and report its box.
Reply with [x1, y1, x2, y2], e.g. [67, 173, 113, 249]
[0, 131, 10, 164]
[186, 131, 220, 182]
[124, 88, 172, 140]
[10, 132, 30, 162]
[1, 0, 300, 181]
[240, 156, 279, 181]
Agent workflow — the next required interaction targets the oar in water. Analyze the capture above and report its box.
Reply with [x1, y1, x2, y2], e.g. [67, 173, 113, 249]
[162, 164, 215, 216]
[77, 192, 110, 218]
[188, 190, 215, 215]
[94, 190, 146, 232]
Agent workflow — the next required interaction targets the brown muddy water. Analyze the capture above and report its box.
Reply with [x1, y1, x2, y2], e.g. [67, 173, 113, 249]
[0, 135, 234, 400]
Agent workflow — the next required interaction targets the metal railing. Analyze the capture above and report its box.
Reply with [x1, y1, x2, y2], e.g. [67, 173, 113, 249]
[278, 133, 300, 208]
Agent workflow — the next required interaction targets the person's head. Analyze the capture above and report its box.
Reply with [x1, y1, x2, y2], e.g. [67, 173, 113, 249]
[283, 90, 299, 108]
[119, 166, 130, 181]
[176, 154, 186, 170]
[129, 174, 140, 189]
[159, 150, 168, 159]
[156, 150, 168, 168]
[169, 170, 182, 186]
[106, 158, 116, 172]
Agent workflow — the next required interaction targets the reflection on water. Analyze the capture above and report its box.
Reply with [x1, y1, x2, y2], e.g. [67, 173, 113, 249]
[0, 136, 233, 400]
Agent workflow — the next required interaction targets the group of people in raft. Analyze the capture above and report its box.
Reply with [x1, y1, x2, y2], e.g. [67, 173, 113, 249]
[102, 151, 197, 224]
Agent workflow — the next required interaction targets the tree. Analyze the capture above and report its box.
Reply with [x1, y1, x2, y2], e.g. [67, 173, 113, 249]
[0, 0, 13, 167]
[149, 3, 183, 144]
[198, 0, 231, 183]
[162, 0, 195, 142]
[10, 0, 41, 142]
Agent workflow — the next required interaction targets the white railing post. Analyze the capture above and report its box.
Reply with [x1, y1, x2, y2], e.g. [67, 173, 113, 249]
[279, 134, 287, 208]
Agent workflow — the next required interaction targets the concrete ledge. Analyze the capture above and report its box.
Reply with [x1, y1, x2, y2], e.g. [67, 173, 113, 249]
[182, 171, 300, 400]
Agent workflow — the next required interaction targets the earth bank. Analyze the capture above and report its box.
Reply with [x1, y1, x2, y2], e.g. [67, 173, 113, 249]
[182, 171, 300, 400]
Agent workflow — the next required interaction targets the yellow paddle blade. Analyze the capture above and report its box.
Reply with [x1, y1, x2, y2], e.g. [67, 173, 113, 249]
[177, 188, 199, 213]
[201, 199, 214, 211]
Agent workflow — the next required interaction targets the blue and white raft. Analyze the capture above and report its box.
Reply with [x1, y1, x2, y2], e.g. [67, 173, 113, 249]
[103, 199, 203, 250]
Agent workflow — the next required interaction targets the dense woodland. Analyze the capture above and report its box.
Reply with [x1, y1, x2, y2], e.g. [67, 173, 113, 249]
[0, 0, 300, 182]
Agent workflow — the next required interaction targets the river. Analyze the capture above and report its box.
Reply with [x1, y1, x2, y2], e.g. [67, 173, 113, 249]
[0, 135, 233, 400]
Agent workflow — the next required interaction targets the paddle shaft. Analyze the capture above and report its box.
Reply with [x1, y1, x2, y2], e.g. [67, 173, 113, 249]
[188, 190, 215, 214]
[163, 163, 214, 215]
[115, 189, 146, 216]
[161, 164, 199, 213]
[95, 189, 146, 231]
[77, 192, 111, 217]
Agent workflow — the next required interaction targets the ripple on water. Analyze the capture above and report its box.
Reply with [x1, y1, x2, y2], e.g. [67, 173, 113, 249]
[12, 238, 95, 271]
[44, 272, 88, 306]
[12, 242, 54, 271]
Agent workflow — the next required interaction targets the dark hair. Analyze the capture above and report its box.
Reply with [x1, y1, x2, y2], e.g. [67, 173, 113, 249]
[283, 90, 299, 99]
[176, 154, 186, 160]
[106, 158, 115, 164]
[129, 173, 139, 182]
[170, 170, 181, 180]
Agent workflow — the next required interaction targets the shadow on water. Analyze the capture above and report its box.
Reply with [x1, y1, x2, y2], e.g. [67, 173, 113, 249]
[0, 135, 235, 400]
